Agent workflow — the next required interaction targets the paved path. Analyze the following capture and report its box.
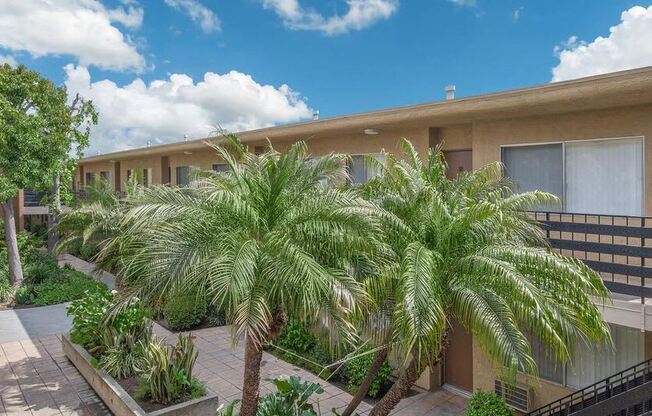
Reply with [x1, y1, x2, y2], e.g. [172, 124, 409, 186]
[0, 305, 72, 345]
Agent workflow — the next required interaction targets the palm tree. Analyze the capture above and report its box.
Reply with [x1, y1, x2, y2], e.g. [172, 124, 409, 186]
[344, 139, 611, 416]
[94, 136, 385, 416]
[56, 174, 142, 272]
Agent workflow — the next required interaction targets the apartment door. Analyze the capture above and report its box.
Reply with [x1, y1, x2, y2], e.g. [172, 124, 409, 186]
[444, 150, 472, 179]
[444, 320, 474, 393]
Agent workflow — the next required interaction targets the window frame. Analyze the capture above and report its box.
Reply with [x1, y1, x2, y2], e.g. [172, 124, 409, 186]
[347, 153, 385, 185]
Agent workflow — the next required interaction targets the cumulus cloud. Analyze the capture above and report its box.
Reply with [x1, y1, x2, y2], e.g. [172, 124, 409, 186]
[0, 0, 145, 72]
[262, 0, 398, 35]
[64, 65, 313, 155]
[0, 54, 17, 66]
[164, 0, 221, 33]
[552, 5, 652, 82]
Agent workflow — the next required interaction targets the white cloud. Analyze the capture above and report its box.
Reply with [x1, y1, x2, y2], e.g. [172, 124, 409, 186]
[0, 0, 145, 72]
[552, 5, 652, 82]
[164, 0, 221, 33]
[448, 0, 477, 7]
[512, 6, 524, 22]
[262, 0, 398, 35]
[64, 65, 313, 155]
[0, 54, 16, 66]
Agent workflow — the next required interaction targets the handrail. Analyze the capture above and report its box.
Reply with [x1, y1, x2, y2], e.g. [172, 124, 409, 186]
[527, 358, 652, 416]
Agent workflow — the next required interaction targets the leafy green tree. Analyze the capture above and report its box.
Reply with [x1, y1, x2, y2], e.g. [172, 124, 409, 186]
[94, 136, 384, 416]
[0, 64, 96, 285]
[344, 139, 611, 416]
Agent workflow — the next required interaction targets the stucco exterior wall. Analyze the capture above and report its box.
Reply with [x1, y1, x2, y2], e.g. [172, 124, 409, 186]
[120, 156, 163, 188]
[472, 339, 573, 412]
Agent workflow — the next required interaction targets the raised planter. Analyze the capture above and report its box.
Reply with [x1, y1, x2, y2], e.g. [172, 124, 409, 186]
[62, 334, 219, 416]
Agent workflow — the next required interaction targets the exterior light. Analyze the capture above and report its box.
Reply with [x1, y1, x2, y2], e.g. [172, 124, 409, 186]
[183, 150, 193, 155]
[364, 128, 380, 135]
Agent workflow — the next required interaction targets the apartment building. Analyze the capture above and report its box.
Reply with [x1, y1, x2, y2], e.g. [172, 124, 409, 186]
[13, 67, 652, 413]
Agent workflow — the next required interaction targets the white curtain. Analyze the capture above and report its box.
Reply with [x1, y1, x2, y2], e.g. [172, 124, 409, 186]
[566, 324, 644, 389]
[565, 138, 643, 216]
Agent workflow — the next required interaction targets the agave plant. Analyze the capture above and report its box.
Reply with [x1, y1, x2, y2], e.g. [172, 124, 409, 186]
[342, 139, 611, 416]
[95, 135, 386, 416]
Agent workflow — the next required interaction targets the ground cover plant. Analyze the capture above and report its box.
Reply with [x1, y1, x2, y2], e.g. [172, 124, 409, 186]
[0, 224, 103, 306]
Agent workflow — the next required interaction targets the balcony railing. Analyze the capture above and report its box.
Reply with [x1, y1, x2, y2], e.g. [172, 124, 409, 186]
[531, 211, 652, 304]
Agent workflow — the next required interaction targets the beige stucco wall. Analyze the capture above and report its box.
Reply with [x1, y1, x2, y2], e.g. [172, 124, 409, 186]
[472, 339, 573, 412]
[120, 156, 163, 188]
[80, 161, 114, 187]
[471, 104, 652, 215]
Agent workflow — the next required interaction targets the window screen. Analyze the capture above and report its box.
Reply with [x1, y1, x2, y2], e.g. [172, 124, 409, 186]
[212, 163, 228, 172]
[502, 144, 563, 211]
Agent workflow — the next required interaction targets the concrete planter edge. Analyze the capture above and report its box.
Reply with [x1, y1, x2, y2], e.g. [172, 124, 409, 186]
[62, 334, 219, 416]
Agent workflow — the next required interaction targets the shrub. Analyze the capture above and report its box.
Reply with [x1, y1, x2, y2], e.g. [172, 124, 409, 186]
[31, 270, 105, 306]
[220, 376, 324, 416]
[277, 320, 316, 354]
[0, 263, 13, 302]
[343, 345, 392, 398]
[207, 304, 226, 327]
[466, 391, 513, 416]
[137, 334, 204, 404]
[99, 338, 148, 379]
[67, 287, 113, 351]
[22, 251, 61, 286]
[14, 286, 33, 305]
[162, 293, 207, 331]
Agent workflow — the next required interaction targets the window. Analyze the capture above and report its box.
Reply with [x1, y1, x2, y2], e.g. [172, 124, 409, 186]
[100, 171, 111, 183]
[254, 146, 265, 155]
[143, 168, 151, 187]
[176, 166, 190, 186]
[212, 163, 228, 172]
[84, 172, 95, 186]
[126, 169, 132, 181]
[502, 137, 644, 216]
[347, 154, 385, 184]
[530, 324, 644, 388]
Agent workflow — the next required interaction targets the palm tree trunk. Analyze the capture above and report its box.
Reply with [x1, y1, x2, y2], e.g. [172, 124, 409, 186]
[240, 335, 264, 416]
[341, 344, 389, 416]
[239, 312, 288, 416]
[2, 198, 23, 287]
[368, 356, 421, 416]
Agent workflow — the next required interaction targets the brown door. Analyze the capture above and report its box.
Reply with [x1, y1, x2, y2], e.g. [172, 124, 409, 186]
[444, 320, 474, 392]
[443, 150, 472, 179]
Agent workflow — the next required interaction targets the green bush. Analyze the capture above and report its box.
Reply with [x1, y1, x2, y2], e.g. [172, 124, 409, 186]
[207, 304, 226, 326]
[162, 293, 207, 331]
[0, 263, 13, 302]
[277, 320, 316, 354]
[23, 251, 61, 286]
[219, 376, 324, 416]
[31, 269, 105, 306]
[67, 287, 113, 351]
[14, 286, 33, 304]
[343, 345, 392, 398]
[466, 391, 513, 416]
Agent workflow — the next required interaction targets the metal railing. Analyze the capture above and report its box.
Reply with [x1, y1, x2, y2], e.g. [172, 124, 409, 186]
[527, 358, 652, 416]
[531, 211, 652, 304]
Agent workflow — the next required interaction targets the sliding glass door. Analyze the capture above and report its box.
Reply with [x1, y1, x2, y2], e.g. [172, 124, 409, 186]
[502, 137, 644, 216]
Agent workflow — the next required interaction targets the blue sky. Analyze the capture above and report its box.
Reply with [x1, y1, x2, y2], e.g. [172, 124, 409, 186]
[1, 0, 651, 154]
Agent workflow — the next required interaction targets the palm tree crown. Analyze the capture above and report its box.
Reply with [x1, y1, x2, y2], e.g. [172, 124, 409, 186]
[359, 139, 610, 416]
[94, 136, 387, 416]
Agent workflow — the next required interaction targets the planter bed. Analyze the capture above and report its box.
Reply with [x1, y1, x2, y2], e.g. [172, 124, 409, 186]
[62, 334, 219, 416]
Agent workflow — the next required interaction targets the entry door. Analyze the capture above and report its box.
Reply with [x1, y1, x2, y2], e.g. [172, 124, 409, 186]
[443, 150, 472, 179]
[444, 320, 474, 392]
